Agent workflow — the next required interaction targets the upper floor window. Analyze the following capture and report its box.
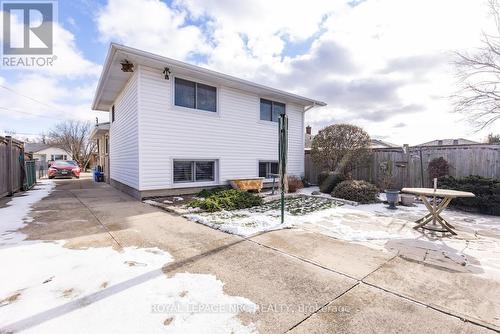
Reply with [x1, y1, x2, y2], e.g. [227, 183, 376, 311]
[174, 78, 217, 112]
[260, 99, 285, 122]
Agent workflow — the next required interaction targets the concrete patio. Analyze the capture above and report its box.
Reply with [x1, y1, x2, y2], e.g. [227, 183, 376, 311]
[1, 175, 498, 333]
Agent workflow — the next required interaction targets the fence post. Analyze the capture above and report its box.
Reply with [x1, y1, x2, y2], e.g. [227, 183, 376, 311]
[403, 144, 410, 187]
[6, 136, 13, 196]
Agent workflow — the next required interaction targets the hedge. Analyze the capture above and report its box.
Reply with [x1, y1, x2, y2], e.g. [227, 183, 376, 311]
[332, 180, 379, 204]
[439, 175, 500, 216]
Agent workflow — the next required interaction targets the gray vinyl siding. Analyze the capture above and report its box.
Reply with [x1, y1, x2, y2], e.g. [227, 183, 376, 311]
[137, 65, 305, 191]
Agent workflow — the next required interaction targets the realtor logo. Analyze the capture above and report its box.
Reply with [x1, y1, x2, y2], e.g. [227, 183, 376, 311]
[1, 1, 57, 68]
[2, 1, 53, 54]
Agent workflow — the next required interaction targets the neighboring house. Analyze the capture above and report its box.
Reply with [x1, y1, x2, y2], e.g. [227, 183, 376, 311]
[417, 138, 480, 146]
[91, 43, 326, 199]
[370, 139, 399, 149]
[90, 122, 110, 182]
[304, 125, 313, 150]
[24, 143, 72, 166]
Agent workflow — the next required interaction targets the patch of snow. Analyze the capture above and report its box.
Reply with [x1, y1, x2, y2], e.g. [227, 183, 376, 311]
[185, 206, 345, 238]
[173, 196, 184, 202]
[0, 243, 256, 334]
[296, 186, 320, 196]
[185, 209, 295, 237]
[1, 181, 54, 245]
[185, 192, 500, 280]
[1, 181, 257, 334]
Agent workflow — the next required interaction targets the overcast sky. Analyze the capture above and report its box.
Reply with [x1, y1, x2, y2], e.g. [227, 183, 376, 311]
[1, 0, 499, 145]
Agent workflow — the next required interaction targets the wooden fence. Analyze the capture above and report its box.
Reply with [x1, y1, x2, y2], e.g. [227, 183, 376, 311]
[305, 143, 500, 188]
[0, 136, 26, 198]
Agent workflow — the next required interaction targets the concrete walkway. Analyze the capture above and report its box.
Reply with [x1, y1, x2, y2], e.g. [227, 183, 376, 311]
[18, 177, 500, 333]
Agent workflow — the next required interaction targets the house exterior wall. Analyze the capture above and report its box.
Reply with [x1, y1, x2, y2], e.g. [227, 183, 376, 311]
[109, 71, 139, 190]
[136, 65, 305, 192]
[34, 147, 72, 162]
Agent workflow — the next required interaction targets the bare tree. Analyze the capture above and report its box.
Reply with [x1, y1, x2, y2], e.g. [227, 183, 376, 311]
[48, 120, 96, 170]
[310, 124, 371, 176]
[453, 0, 500, 129]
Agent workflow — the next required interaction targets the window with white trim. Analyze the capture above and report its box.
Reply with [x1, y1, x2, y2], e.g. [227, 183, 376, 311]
[260, 99, 285, 122]
[173, 160, 216, 183]
[174, 78, 217, 112]
[259, 161, 279, 178]
[51, 154, 67, 161]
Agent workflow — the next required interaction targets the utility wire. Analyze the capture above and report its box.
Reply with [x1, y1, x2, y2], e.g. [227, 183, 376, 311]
[0, 106, 62, 121]
[0, 84, 67, 114]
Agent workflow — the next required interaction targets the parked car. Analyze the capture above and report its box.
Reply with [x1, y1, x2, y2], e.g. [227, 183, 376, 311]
[48, 160, 81, 179]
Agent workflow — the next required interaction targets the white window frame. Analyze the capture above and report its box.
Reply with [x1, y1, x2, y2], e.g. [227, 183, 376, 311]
[51, 154, 67, 161]
[258, 161, 279, 179]
[172, 76, 219, 115]
[259, 98, 286, 123]
[172, 159, 218, 185]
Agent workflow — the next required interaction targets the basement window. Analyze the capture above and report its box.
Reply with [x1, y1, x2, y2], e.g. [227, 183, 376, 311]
[173, 160, 216, 183]
[259, 161, 279, 178]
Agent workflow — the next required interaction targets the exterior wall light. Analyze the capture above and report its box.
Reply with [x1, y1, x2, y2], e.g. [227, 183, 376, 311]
[163, 67, 171, 80]
[120, 60, 134, 72]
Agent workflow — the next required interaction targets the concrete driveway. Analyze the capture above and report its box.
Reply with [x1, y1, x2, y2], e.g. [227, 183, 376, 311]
[6, 176, 499, 333]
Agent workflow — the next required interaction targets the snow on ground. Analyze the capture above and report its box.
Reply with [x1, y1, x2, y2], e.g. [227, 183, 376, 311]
[185, 186, 500, 280]
[0, 182, 256, 334]
[1, 181, 55, 245]
[184, 196, 341, 237]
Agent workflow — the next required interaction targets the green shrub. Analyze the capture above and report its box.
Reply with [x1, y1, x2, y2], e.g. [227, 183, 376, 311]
[332, 180, 379, 203]
[189, 189, 263, 212]
[439, 175, 500, 215]
[197, 187, 228, 198]
[317, 171, 345, 194]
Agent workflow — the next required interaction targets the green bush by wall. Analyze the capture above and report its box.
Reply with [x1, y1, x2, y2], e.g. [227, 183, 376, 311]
[439, 175, 500, 216]
[189, 189, 263, 212]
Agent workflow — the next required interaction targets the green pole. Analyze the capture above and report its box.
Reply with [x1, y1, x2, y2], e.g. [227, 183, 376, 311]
[279, 114, 288, 225]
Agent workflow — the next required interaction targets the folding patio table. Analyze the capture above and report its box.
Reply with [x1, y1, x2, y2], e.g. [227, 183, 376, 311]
[401, 188, 475, 235]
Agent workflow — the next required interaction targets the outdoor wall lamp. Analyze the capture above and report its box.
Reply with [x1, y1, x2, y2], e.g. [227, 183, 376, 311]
[120, 60, 134, 72]
[163, 67, 171, 80]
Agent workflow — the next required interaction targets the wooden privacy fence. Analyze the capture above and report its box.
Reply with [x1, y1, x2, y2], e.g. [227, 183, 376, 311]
[305, 144, 500, 188]
[0, 136, 35, 199]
